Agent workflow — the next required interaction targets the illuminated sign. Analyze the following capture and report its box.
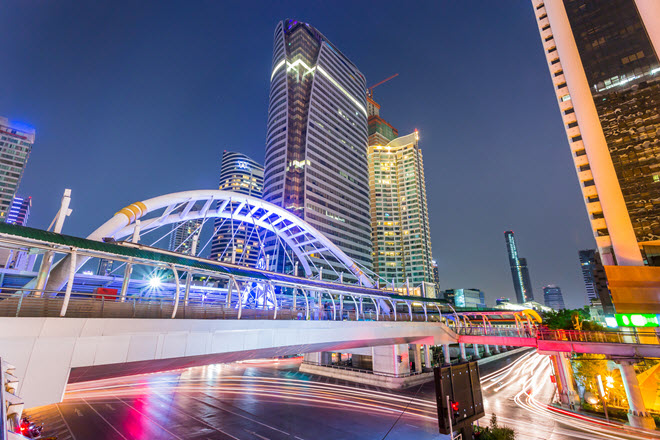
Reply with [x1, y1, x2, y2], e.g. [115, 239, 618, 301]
[614, 313, 659, 327]
[237, 161, 250, 170]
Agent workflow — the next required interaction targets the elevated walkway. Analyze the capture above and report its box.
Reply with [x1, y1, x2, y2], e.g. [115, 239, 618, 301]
[0, 316, 457, 409]
[457, 327, 660, 358]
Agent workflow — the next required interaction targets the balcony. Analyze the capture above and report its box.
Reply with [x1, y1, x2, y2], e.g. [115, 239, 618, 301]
[586, 201, 602, 214]
[577, 169, 593, 182]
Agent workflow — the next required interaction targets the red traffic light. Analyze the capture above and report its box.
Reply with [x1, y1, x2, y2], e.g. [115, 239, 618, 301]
[451, 401, 459, 412]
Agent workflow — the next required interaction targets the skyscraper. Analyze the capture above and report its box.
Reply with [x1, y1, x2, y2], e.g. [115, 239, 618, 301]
[209, 151, 264, 266]
[6, 196, 31, 226]
[543, 285, 566, 310]
[578, 249, 599, 302]
[263, 20, 372, 279]
[169, 219, 202, 256]
[504, 231, 534, 303]
[367, 99, 434, 288]
[1, 196, 36, 270]
[531, 1, 660, 267]
[0, 117, 35, 220]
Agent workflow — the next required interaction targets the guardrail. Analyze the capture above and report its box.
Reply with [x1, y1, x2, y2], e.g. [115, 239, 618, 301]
[454, 326, 660, 346]
[0, 289, 443, 323]
[301, 361, 431, 378]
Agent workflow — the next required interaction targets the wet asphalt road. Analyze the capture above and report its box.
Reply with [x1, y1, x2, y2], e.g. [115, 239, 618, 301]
[26, 349, 649, 440]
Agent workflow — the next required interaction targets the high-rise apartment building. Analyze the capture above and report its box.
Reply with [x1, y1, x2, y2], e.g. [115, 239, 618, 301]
[531, 1, 660, 267]
[209, 151, 264, 266]
[543, 285, 566, 310]
[0, 118, 35, 220]
[504, 231, 534, 303]
[368, 122, 434, 287]
[578, 249, 599, 302]
[169, 219, 202, 256]
[263, 20, 372, 279]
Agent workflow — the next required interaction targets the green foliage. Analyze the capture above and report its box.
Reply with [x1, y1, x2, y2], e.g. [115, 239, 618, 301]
[542, 307, 596, 330]
[571, 355, 627, 407]
[474, 414, 516, 440]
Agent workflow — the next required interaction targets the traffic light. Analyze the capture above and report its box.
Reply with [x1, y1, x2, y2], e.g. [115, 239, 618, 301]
[450, 400, 460, 418]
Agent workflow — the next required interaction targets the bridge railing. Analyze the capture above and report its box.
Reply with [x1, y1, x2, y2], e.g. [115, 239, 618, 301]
[455, 326, 660, 346]
[0, 289, 443, 323]
[453, 326, 529, 338]
[537, 329, 659, 345]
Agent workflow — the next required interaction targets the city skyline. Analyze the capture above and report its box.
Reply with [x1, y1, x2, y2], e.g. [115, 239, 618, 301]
[0, 2, 596, 307]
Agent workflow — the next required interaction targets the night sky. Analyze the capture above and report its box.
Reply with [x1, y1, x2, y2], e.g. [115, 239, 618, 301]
[0, 1, 596, 308]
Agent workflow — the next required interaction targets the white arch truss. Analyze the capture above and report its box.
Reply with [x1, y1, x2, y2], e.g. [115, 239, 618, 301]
[45, 190, 374, 291]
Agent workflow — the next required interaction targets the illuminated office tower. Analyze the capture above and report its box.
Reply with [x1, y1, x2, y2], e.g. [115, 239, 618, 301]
[209, 151, 264, 266]
[169, 219, 202, 256]
[531, 0, 660, 266]
[0, 117, 35, 220]
[263, 20, 372, 278]
[368, 127, 434, 288]
[543, 285, 566, 310]
[504, 231, 534, 303]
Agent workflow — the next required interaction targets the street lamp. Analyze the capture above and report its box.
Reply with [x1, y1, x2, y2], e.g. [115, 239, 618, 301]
[148, 276, 162, 289]
[597, 375, 610, 422]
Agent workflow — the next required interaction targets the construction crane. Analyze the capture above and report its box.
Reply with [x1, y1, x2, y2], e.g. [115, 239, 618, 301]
[367, 73, 399, 98]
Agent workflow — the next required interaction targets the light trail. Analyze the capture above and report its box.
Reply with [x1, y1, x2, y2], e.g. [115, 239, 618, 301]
[497, 352, 660, 440]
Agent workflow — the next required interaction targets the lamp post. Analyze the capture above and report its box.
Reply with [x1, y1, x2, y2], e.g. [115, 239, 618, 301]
[597, 375, 610, 422]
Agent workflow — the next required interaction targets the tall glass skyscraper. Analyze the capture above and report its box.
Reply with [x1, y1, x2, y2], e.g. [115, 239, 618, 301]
[504, 231, 534, 303]
[209, 151, 264, 266]
[578, 249, 598, 302]
[543, 285, 566, 310]
[531, 0, 660, 267]
[263, 20, 372, 279]
[0, 117, 35, 221]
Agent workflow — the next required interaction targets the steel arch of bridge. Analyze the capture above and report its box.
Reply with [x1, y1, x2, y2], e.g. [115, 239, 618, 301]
[46, 190, 374, 291]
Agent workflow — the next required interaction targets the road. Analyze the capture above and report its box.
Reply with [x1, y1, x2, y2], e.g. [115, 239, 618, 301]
[23, 350, 660, 439]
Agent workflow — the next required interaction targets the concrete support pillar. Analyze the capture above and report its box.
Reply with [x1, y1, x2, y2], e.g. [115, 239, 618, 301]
[472, 344, 481, 360]
[500, 345, 507, 352]
[459, 343, 467, 362]
[412, 344, 422, 373]
[617, 361, 657, 429]
[303, 352, 332, 366]
[483, 344, 491, 357]
[372, 345, 410, 376]
[552, 353, 580, 408]
[423, 345, 432, 370]
[492, 345, 500, 354]
[442, 344, 451, 365]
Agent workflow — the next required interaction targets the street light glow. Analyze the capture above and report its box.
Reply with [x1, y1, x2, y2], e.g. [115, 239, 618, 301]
[148, 276, 162, 289]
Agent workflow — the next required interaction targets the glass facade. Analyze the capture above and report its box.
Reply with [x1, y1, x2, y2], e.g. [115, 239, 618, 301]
[169, 219, 202, 256]
[504, 231, 534, 303]
[543, 285, 566, 310]
[368, 130, 434, 286]
[578, 249, 598, 301]
[563, 0, 660, 245]
[0, 117, 35, 221]
[263, 20, 372, 278]
[209, 151, 264, 266]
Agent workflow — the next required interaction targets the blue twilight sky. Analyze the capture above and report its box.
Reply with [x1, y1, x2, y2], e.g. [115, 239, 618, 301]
[0, 1, 595, 308]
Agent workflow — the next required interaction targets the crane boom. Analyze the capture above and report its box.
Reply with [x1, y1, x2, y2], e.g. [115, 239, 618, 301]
[367, 73, 399, 97]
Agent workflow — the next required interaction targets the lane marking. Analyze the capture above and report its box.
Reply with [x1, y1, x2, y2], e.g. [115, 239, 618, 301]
[82, 398, 129, 440]
[115, 397, 184, 440]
